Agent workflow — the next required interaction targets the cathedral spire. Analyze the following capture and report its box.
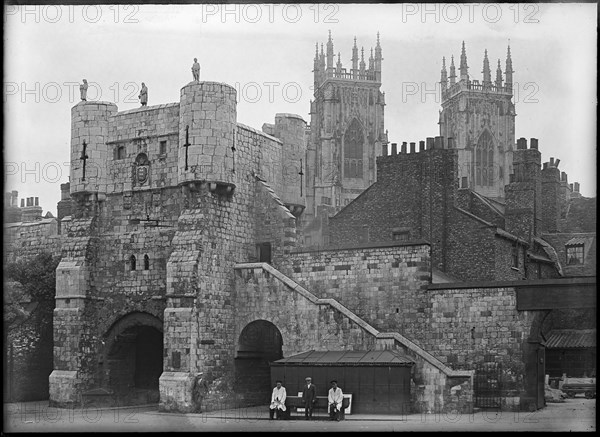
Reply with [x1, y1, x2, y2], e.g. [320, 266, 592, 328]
[374, 32, 382, 81]
[352, 36, 359, 78]
[360, 47, 366, 74]
[505, 44, 514, 90]
[449, 55, 456, 85]
[326, 30, 334, 75]
[495, 59, 503, 88]
[369, 47, 374, 71]
[482, 49, 491, 87]
[440, 56, 448, 88]
[459, 41, 469, 81]
[336, 52, 342, 74]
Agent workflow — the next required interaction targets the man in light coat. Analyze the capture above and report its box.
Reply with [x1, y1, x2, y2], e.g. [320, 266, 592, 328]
[269, 380, 287, 420]
[328, 380, 344, 421]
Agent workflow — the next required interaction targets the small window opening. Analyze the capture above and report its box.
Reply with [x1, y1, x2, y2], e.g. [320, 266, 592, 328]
[130, 255, 136, 271]
[159, 141, 167, 155]
[144, 254, 150, 270]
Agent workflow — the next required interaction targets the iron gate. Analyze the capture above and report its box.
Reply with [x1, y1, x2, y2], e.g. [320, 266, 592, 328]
[474, 362, 502, 408]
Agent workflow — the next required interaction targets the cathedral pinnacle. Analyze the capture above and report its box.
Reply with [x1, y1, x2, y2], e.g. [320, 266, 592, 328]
[360, 47, 366, 72]
[495, 59, 503, 88]
[440, 56, 448, 86]
[459, 41, 469, 81]
[449, 55, 456, 85]
[505, 44, 514, 89]
[482, 49, 491, 87]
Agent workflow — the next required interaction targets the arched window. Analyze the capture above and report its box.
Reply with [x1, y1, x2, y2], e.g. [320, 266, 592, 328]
[474, 130, 494, 187]
[130, 255, 136, 271]
[144, 254, 150, 270]
[343, 118, 364, 179]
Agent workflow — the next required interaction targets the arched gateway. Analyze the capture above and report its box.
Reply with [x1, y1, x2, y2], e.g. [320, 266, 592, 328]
[100, 312, 163, 405]
[234, 320, 283, 406]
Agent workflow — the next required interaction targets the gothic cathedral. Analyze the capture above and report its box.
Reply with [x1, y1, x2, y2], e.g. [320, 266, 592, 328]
[439, 42, 516, 201]
[304, 32, 387, 246]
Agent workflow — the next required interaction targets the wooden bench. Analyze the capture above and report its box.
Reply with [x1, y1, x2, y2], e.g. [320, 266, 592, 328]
[284, 395, 351, 419]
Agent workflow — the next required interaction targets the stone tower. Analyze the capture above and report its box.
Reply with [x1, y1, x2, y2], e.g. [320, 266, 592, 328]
[305, 31, 387, 246]
[439, 42, 515, 201]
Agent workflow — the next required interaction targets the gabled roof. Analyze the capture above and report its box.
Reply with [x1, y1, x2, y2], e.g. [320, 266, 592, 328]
[546, 329, 596, 349]
[272, 350, 414, 366]
[565, 236, 592, 246]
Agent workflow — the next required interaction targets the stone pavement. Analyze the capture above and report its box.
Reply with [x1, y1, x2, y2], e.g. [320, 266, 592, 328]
[3, 398, 595, 433]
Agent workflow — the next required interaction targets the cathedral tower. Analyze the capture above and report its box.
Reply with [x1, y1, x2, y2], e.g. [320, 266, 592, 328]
[305, 31, 387, 244]
[439, 42, 515, 200]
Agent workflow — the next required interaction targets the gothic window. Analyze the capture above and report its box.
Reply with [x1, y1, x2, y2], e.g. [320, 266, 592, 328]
[343, 118, 364, 179]
[130, 255, 136, 271]
[566, 244, 584, 265]
[474, 130, 494, 187]
[144, 254, 150, 270]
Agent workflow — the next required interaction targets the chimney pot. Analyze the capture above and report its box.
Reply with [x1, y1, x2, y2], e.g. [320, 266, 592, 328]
[35, 197, 39, 206]
[434, 136, 442, 149]
[574, 182, 580, 192]
[409, 142, 415, 153]
[550, 157, 554, 166]
[401, 142, 407, 154]
[554, 158, 560, 168]
[561, 172, 567, 182]
[391, 143, 397, 155]
[569, 183, 574, 191]
[419, 140, 425, 151]
[426, 137, 435, 150]
[530, 138, 538, 149]
[21, 199, 25, 208]
[382, 143, 388, 156]
[517, 137, 527, 150]
[543, 162, 548, 170]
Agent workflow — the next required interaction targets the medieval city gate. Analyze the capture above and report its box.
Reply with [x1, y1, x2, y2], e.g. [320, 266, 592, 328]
[235, 320, 283, 406]
[100, 312, 163, 405]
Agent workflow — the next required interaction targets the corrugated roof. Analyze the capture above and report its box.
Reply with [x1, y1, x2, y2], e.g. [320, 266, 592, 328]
[272, 350, 414, 366]
[546, 329, 596, 349]
[565, 236, 589, 246]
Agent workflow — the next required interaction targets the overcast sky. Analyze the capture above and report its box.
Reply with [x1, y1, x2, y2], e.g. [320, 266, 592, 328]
[4, 3, 597, 216]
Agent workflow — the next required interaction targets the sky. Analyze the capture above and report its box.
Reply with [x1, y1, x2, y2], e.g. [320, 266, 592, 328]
[4, 2, 597, 216]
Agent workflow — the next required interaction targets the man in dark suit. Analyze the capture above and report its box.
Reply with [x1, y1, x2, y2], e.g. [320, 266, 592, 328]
[301, 377, 317, 420]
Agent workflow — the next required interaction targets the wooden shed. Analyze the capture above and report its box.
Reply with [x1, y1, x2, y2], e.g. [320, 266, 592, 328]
[270, 350, 414, 414]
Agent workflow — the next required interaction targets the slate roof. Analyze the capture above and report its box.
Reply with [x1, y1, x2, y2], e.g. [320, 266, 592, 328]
[272, 350, 414, 366]
[546, 329, 596, 349]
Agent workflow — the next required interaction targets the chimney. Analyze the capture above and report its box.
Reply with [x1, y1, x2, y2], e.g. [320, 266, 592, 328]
[21, 199, 25, 208]
[447, 137, 455, 149]
[426, 137, 435, 150]
[561, 172, 568, 182]
[574, 182, 580, 193]
[516, 137, 527, 149]
[391, 143, 397, 155]
[382, 143, 388, 156]
[409, 142, 415, 153]
[434, 136, 443, 149]
[550, 157, 554, 166]
[401, 142, 407, 154]
[34, 197, 39, 206]
[419, 140, 425, 151]
[11, 190, 18, 207]
[530, 138, 538, 149]
[543, 162, 548, 170]
[21, 197, 43, 222]
[554, 158, 560, 168]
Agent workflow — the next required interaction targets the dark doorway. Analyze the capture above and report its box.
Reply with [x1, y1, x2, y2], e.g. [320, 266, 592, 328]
[235, 320, 283, 406]
[102, 313, 163, 406]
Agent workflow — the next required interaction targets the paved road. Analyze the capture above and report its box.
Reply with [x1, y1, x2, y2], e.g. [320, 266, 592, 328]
[3, 398, 595, 432]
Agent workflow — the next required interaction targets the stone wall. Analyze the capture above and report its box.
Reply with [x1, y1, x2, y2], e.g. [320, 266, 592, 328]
[280, 243, 431, 333]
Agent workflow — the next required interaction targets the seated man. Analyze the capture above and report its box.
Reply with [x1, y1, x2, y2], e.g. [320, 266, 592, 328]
[328, 380, 344, 421]
[269, 380, 287, 420]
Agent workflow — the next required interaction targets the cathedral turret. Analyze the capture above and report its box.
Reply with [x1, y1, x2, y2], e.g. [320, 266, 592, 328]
[495, 59, 503, 88]
[440, 56, 448, 89]
[320, 43, 326, 83]
[374, 32, 382, 82]
[313, 42, 320, 90]
[369, 48, 374, 72]
[459, 41, 469, 82]
[505, 45, 514, 90]
[449, 55, 456, 85]
[336, 52, 342, 74]
[326, 30, 334, 77]
[482, 49, 492, 88]
[351, 37, 359, 79]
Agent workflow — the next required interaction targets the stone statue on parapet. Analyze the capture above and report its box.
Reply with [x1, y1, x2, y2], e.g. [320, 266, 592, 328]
[80, 79, 88, 101]
[192, 58, 200, 82]
[139, 82, 148, 106]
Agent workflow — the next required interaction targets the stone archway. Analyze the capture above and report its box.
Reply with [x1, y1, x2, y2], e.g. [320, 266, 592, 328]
[101, 312, 163, 405]
[234, 320, 283, 406]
